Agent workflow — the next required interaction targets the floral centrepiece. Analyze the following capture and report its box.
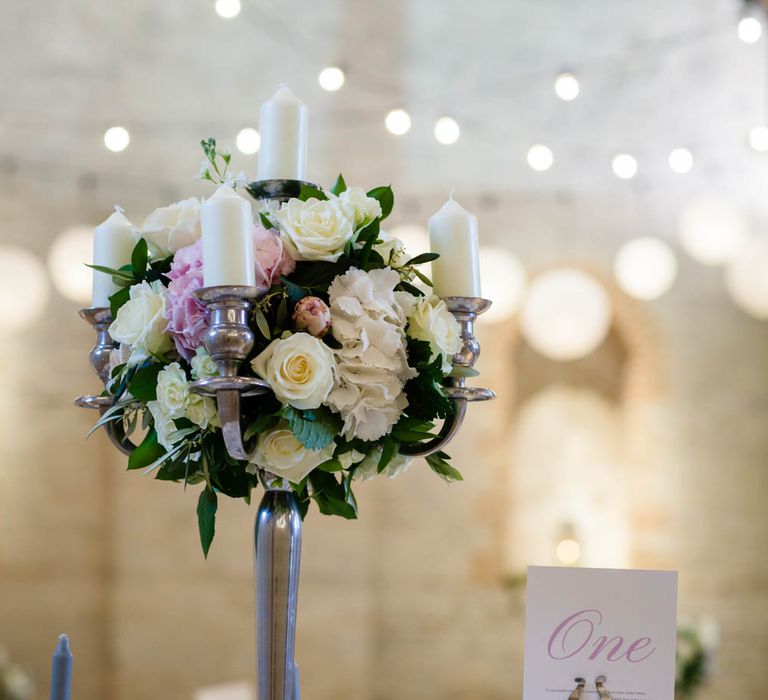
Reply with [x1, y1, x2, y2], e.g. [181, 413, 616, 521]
[93, 140, 463, 556]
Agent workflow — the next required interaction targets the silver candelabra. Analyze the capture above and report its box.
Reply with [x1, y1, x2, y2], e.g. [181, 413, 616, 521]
[76, 178, 495, 700]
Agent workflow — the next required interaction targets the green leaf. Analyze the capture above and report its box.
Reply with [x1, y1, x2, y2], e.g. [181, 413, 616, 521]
[127, 429, 166, 470]
[259, 212, 276, 230]
[275, 295, 289, 331]
[404, 252, 439, 266]
[406, 337, 434, 367]
[197, 488, 218, 558]
[127, 363, 163, 402]
[377, 437, 399, 473]
[330, 174, 347, 195]
[282, 405, 340, 451]
[285, 260, 352, 289]
[85, 263, 135, 281]
[109, 286, 131, 317]
[317, 458, 344, 472]
[395, 281, 425, 297]
[366, 185, 394, 219]
[298, 184, 328, 201]
[404, 373, 452, 421]
[280, 276, 308, 304]
[243, 412, 280, 441]
[254, 308, 271, 340]
[309, 471, 357, 519]
[131, 238, 149, 277]
[411, 267, 434, 287]
[426, 453, 463, 482]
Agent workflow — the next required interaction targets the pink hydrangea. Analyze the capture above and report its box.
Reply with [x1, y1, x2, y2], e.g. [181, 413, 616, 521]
[165, 224, 295, 360]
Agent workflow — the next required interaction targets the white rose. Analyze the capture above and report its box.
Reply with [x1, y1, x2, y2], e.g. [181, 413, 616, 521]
[373, 229, 406, 266]
[147, 400, 180, 451]
[407, 295, 462, 373]
[156, 362, 190, 418]
[139, 197, 202, 258]
[353, 447, 413, 482]
[185, 393, 219, 429]
[251, 332, 335, 410]
[274, 197, 354, 262]
[190, 347, 218, 379]
[247, 426, 334, 483]
[108, 281, 173, 366]
[339, 186, 382, 228]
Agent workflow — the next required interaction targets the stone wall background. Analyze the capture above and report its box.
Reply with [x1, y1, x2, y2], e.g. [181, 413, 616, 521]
[1, 0, 768, 698]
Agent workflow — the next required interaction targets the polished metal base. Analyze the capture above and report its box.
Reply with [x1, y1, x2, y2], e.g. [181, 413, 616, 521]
[254, 488, 302, 700]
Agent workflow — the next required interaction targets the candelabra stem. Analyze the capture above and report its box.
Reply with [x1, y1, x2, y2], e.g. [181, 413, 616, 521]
[254, 487, 302, 700]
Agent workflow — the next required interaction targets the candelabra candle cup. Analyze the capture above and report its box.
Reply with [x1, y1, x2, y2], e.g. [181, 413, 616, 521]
[442, 296, 496, 402]
[78, 307, 115, 385]
[246, 179, 321, 204]
[190, 286, 271, 462]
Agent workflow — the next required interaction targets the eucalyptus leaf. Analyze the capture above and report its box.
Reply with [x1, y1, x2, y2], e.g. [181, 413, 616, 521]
[426, 453, 463, 482]
[404, 252, 439, 266]
[254, 308, 271, 340]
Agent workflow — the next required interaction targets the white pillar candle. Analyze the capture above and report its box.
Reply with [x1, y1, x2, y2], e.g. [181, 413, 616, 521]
[428, 195, 481, 298]
[91, 207, 136, 308]
[256, 85, 309, 181]
[201, 184, 256, 287]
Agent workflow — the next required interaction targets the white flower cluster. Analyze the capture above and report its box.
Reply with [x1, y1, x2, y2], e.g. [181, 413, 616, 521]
[326, 267, 417, 441]
[147, 363, 218, 450]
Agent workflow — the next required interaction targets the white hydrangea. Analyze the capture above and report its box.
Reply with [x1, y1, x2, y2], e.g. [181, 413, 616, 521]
[325, 268, 417, 441]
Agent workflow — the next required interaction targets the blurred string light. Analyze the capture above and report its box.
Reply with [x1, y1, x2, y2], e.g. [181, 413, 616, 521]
[749, 125, 768, 151]
[385, 109, 411, 136]
[215, 0, 241, 18]
[614, 237, 677, 300]
[0, 246, 49, 333]
[738, 15, 762, 43]
[678, 195, 749, 265]
[236, 127, 260, 154]
[520, 268, 612, 361]
[668, 148, 694, 173]
[47, 226, 94, 304]
[434, 117, 460, 145]
[527, 144, 554, 171]
[725, 234, 768, 319]
[478, 246, 527, 323]
[554, 72, 580, 101]
[103, 126, 130, 153]
[556, 538, 581, 565]
[318, 66, 345, 92]
[611, 153, 638, 179]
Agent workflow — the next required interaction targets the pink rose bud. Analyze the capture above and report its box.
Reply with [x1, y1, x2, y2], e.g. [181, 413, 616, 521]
[292, 296, 331, 337]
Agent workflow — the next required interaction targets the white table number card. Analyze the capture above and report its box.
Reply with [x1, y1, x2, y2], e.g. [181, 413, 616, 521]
[523, 566, 678, 700]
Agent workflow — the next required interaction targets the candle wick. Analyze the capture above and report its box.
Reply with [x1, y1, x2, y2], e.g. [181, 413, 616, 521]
[114, 205, 125, 215]
[448, 188, 456, 201]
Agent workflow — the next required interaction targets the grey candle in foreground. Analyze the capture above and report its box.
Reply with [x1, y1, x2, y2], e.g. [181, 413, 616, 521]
[49, 634, 72, 700]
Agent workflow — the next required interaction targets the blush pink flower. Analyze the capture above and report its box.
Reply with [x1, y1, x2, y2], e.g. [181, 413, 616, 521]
[165, 225, 295, 360]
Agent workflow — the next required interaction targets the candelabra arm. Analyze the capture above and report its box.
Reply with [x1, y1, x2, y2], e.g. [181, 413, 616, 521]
[399, 398, 468, 457]
[104, 412, 139, 456]
[218, 389, 250, 460]
[75, 307, 139, 455]
[399, 296, 494, 459]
